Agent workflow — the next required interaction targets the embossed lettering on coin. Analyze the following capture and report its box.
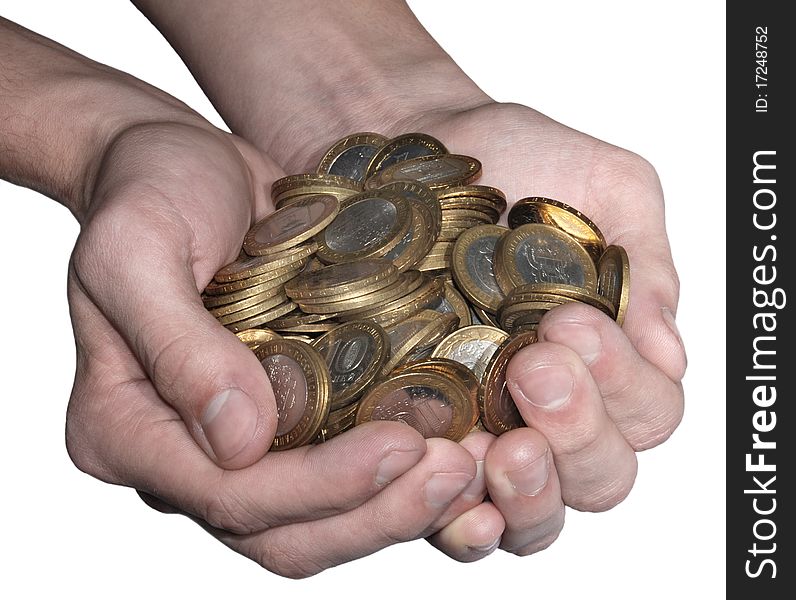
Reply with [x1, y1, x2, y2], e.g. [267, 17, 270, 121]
[372, 385, 453, 437]
[325, 197, 396, 252]
[261, 354, 308, 437]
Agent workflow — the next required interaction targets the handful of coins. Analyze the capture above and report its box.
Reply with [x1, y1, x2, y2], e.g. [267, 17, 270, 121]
[201, 132, 630, 450]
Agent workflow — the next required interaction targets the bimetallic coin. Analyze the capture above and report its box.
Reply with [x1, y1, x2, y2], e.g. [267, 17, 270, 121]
[244, 195, 339, 256]
[494, 223, 598, 294]
[235, 328, 280, 351]
[315, 402, 359, 443]
[315, 190, 412, 264]
[480, 331, 538, 435]
[355, 370, 475, 442]
[255, 339, 331, 450]
[376, 180, 442, 236]
[366, 154, 481, 190]
[508, 197, 606, 262]
[381, 311, 459, 376]
[203, 260, 307, 296]
[285, 258, 398, 300]
[433, 281, 472, 327]
[213, 244, 316, 283]
[209, 289, 286, 319]
[431, 325, 509, 383]
[316, 132, 388, 183]
[597, 245, 630, 327]
[382, 200, 435, 272]
[437, 185, 507, 215]
[305, 270, 424, 315]
[451, 224, 508, 312]
[312, 321, 390, 410]
[224, 301, 298, 332]
[215, 293, 288, 325]
[271, 173, 360, 202]
[392, 358, 480, 420]
[364, 133, 448, 180]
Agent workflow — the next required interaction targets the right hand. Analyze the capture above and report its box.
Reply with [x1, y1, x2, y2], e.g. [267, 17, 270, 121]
[65, 119, 478, 578]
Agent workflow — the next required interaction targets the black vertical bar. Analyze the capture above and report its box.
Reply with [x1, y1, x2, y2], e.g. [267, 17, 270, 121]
[727, 3, 792, 596]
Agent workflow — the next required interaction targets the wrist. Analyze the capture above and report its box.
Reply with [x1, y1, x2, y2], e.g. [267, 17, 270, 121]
[0, 18, 206, 223]
[133, 0, 492, 173]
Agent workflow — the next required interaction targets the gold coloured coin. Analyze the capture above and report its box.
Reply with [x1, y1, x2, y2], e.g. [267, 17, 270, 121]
[235, 328, 280, 350]
[507, 197, 606, 262]
[285, 258, 398, 300]
[312, 321, 390, 410]
[327, 270, 425, 317]
[392, 358, 480, 421]
[437, 185, 507, 215]
[433, 281, 472, 327]
[597, 245, 630, 326]
[274, 188, 358, 210]
[244, 195, 339, 256]
[315, 401, 360, 443]
[254, 339, 331, 450]
[366, 154, 481, 190]
[376, 180, 442, 237]
[355, 370, 475, 442]
[215, 293, 289, 325]
[364, 132, 448, 180]
[209, 289, 286, 318]
[224, 301, 298, 332]
[213, 243, 317, 283]
[451, 224, 509, 313]
[271, 173, 360, 202]
[268, 309, 339, 329]
[382, 201, 435, 272]
[314, 189, 412, 264]
[472, 305, 500, 327]
[381, 311, 459, 376]
[494, 223, 598, 294]
[480, 331, 538, 435]
[203, 263, 305, 296]
[431, 325, 509, 383]
[316, 132, 388, 183]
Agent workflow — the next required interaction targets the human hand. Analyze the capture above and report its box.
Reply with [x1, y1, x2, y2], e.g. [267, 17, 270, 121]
[65, 119, 481, 577]
[129, 0, 685, 564]
[402, 101, 686, 559]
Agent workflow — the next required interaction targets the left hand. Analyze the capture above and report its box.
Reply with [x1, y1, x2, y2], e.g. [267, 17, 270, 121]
[408, 100, 687, 560]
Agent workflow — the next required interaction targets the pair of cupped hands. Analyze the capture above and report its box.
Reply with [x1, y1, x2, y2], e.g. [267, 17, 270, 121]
[66, 96, 685, 577]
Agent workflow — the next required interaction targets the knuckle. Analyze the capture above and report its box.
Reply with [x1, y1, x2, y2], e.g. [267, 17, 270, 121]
[256, 543, 326, 579]
[202, 489, 264, 535]
[629, 389, 685, 451]
[564, 462, 637, 512]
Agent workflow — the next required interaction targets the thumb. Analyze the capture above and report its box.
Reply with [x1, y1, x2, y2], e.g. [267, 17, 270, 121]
[73, 221, 277, 470]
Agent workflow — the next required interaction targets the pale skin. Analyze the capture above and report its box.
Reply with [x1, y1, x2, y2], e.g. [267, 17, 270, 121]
[0, 0, 686, 578]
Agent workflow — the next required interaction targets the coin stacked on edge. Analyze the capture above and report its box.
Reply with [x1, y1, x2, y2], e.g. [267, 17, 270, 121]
[200, 132, 630, 449]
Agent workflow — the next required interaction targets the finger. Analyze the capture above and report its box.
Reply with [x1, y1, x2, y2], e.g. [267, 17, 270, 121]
[67, 300, 430, 534]
[71, 130, 284, 468]
[484, 428, 565, 555]
[426, 502, 506, 562]
[217, 438, 476, 578]
[537, 303, 684, 449]
[427, 430, 495, 530]
[594, 155, 687, 382]
[506, 341, 638, 511]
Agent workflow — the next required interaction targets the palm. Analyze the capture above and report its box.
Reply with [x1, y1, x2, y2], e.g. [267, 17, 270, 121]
[418, 102, 677, 361]
[67, 122, 280, 488]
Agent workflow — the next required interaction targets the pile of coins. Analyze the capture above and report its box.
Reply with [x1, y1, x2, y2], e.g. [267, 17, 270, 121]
[200, 132, 630, 450]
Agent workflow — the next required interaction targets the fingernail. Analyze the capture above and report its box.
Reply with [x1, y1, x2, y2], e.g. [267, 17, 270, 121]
[508, 364, 573, 410]
[468, 537, 501, 554]
[461, 460, 485, 502]
[424, 472, 474, 507]
[202, 388, 259, 462]
[544, 322, 601, 365]
[506, 450, 550, 496]
[375, 449, 424, 485]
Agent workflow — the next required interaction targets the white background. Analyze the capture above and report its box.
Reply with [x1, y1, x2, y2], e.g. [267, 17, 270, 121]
[0, 1, 725, 598]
